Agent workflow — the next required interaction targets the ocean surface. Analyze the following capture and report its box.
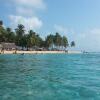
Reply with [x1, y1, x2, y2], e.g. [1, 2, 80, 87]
[0, 54, 100, 100]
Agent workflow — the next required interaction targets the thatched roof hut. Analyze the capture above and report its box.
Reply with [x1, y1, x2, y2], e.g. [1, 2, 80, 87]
[1, 43, 17, 50]
[0, 44, 3, 50]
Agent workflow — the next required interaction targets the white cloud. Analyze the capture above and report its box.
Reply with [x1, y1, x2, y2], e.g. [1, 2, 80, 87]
[8, 0, 46, 31]
[90, 28, 100, 35]
[54, 24, 74, 36]
[11, 0, 46, 16]
[54, 24, 68, 34]
[54, 25, 100, 51]
[16, 7, 34, 16]
[74, 28, 100, 52]
[9, 15, 43, 31]
[13, 0, 46, 9]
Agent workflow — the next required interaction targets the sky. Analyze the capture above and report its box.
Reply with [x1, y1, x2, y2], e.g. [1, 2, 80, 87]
[0, 0, 100, 52]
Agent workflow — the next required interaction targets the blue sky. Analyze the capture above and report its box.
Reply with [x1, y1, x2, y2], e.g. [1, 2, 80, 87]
[0, 0, 100, 51]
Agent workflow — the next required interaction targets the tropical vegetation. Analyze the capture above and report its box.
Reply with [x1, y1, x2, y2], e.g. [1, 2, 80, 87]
[0, 20, 75, 50]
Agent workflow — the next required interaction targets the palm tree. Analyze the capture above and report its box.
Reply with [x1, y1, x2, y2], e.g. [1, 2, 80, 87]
[15, 24, 25, 49]
[35, 34, 43, 47]
[6, 27, 15, 42]
[28, 30, 36, 48]
[62, 36, 68, 48]
[0, 20, 3, 27]
[45, 34, 54, 48]
[26, 30, 43, 50]
[71, 41, 75, 47]
[0, 20, 4, 34]
[6, 27, 11, 33]
[54, 32, 62, 49]
[29, 30, 36, 36]
[0, 21, 7, 42]
[15, 24, 25, 36]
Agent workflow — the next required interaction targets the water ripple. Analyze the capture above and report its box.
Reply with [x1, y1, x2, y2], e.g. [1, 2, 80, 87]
[0, 54, 100, 100]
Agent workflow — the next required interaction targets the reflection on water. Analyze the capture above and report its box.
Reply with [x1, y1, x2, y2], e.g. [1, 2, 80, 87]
[0, 54, 100, 100]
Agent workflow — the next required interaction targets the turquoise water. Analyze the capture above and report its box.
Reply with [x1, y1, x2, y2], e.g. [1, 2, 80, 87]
[0, 54, 100, 100]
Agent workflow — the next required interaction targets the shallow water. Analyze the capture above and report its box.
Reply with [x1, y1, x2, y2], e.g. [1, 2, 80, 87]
[0, 54, 100, 100]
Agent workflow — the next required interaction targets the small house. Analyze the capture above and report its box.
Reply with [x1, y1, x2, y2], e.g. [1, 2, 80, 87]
[1, 43, 17, 50]
[0, 44, 2, 50]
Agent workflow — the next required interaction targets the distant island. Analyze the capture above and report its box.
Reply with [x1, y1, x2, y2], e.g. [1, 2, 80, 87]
[0, 20, 80, 54]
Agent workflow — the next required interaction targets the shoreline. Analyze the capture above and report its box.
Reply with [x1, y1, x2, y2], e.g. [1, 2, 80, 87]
[0, 50, 82, 54]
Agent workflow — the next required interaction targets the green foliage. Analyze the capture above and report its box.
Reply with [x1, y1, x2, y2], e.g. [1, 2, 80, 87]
[62, 36, 68, 47]
[15, 24, 25, 47]
[71, 41, 75, 47]
[0, 20, 3, 26]
[6, 28, 15, 42]
[45, 34, 54, 47]
[45, 33, 69, 49]
[0, 20, 75, 50]
[0, 25, 9, 42]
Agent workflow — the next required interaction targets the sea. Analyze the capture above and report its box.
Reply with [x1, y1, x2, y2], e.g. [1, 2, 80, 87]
[0, 53, 100, 100]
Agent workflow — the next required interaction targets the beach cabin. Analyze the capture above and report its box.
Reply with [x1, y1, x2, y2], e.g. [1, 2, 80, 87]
[1, 43, 17, 50]
[0, 44, 2, 50]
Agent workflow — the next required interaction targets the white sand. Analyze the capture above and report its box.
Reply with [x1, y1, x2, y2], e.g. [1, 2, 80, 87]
[0, 50, 82, 54]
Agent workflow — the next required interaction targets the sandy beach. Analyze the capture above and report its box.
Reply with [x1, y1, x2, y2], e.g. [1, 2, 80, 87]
[0, 50, 82, 54]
